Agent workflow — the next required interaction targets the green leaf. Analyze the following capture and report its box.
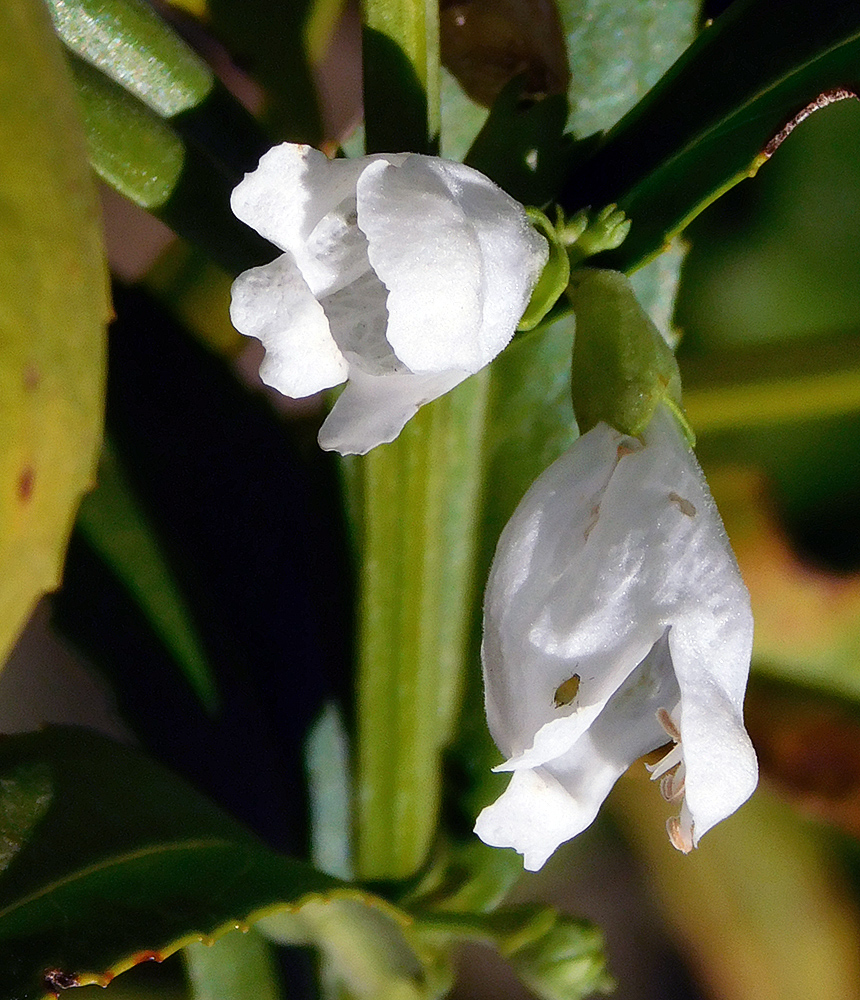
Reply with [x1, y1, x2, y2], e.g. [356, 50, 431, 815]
[0, 0, 108, 668]
[560, 0, 860, 271]
[68, 54, 272, 274]
[77, 441, 218, 713]
[560, 0, 699, 137]
[69, 54, 185, 209]
[465, 84, 572, 205]
[47, 0, 271, 179]
[0, 727, 441, 1000]
[44, 0, 214, 117]
[362, 0, 440, 153]
[184, 928, 281, 1000]
[260, 898, 453, 1000]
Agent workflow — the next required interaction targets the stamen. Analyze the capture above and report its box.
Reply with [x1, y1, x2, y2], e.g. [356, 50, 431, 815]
[656, 707, 681, 742]
[659, 766, 685, 803]
[667, 816, 694, 853]
[646, 742, 682, 780]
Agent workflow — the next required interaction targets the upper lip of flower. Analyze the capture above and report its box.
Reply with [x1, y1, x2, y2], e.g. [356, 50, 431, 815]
[475, 403, 758, 869]
[228, 143, 548, 455]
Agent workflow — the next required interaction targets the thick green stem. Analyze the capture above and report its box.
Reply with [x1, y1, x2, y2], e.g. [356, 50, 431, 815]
[354, 375, 490, 880]
[360, 0, 439, 153]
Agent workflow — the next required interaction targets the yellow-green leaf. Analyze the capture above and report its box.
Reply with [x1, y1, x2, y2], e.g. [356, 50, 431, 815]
[0, 0, 108, 666]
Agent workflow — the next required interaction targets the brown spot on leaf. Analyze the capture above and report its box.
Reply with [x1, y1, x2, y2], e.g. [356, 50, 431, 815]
[23, 364, 41, 391]
[17, 466, 35, 503]
[43, 968, 81, 992]
[131, 950, 165, 965]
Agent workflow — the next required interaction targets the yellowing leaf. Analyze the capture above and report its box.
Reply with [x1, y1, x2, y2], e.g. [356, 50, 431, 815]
[0, 0, 108, 666]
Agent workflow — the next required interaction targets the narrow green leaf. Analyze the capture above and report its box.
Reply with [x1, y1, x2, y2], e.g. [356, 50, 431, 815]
[67, 54, 273, 273]
[0, 0, 108, 668]
[560, 0, 860, 271]
[77, 441, 218, 713]
[0, 727, 440, 1000]
[69, 54, 185, 209]
[47, 0, 271, 179]
[44, 0, 214, 117]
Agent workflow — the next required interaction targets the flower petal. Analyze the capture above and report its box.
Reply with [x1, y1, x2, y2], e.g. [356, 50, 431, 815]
[230, 256, 348, 397]
[231, 144, 366, 254]
[317, 364, 467, 455]
[482, 422, 662, 765]
[477, 632, 680, 870]
[357, 156, 547, 374]
[669, 622, 757, 845]
[232, 145, 402, 299]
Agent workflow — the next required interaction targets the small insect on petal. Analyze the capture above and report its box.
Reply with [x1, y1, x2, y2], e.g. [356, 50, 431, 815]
[553, 673, 580, 708]
[668, 491, 696, 517]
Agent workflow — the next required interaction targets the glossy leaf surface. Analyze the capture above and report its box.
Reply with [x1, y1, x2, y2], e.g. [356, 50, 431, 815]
[0, 0, 108, 669]
[0, 727, 430, 1000]
[44, 0, 214, 116]
[560, 0, 860, 271]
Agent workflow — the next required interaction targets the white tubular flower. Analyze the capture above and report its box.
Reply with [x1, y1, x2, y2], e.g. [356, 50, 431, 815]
[474, 403, 757, 871]
[229, 143, 548, 455]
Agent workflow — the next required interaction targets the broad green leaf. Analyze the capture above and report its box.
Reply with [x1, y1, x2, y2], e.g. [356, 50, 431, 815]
[77, 441, 218, 713]
[0, 727, 438, 1000]
[260, 898, 453, 1000]
[560, 0, 699, 137]
[560, 0, 860, 271]
[184, 928, 281, 1000]
[439, 67, 488, 163]
[0, 0, 108, 668]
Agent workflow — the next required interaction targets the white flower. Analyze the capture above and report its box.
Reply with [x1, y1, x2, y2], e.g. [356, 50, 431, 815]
[229, 143, 548, 455]
[474, 403, 757, 870]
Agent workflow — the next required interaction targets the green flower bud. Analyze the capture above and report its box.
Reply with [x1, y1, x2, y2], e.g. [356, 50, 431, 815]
[567, 269, 692, 442]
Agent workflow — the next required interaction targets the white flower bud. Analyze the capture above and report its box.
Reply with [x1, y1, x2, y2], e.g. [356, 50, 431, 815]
[230, 143, 548, 455]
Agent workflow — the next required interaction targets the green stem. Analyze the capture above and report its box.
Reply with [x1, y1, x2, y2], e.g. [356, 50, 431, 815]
[360, 0, 439, 153]
[354, 375, 490, 880]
